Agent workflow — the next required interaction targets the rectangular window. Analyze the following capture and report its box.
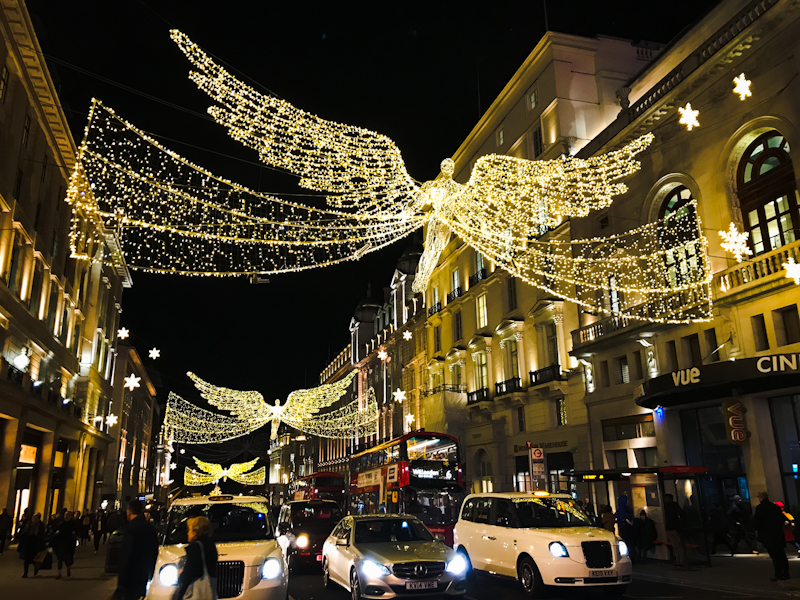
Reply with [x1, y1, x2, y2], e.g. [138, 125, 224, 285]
[546, 322, 558, 366]
[475, 251, 485, 273]
[453, 310, 462, 342]
[682, 333, 702, 367]
[555, 397, 567, 427]
[477, 294, 487, 328]
[517, 406, 526, 433]
[773, 305, 800, 346]
[434, 325, 441, 352]
[451, 269, 460, 293]
[751, 314, 770, 351]
[0, 65, 9, 102]
[21, 114, 30, 147]
[602, 415, 656, 442]
[506, 339, 519, 378]
[13, 169, 23, 199]
[704, 327, 720, 362]
[528, 85, 538, 110]
[599, 360, 610, 388]
[507, 277, 517, 312]
[617, 355, 630, 384]
[432, 286, 439, 307]
[532, 128, 544, 158]
[634, 447, 659, 468]
[496, 128, 504, 147]
[475, 352, 488, 390]
[631, 350, 643, 380]
[665, 340, 679, 371]
[608, 449, 629, 469]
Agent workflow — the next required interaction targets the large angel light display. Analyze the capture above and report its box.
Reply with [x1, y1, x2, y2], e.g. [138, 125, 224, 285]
[164, 370, 377, 444]
[184, 457, 266, 486]
[66, 31, 711, 324]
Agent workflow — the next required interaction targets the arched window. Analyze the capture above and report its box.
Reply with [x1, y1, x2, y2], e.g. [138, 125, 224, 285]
[737, 131, 798, 254]
[658, 186, 701, 288]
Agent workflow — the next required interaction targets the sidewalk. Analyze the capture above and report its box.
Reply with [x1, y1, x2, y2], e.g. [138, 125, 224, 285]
[634, 552, 800, 598]
[0, 540, 118, 600]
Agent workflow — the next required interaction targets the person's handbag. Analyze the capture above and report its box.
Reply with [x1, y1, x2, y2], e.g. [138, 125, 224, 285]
[39, 549, 53, 570]
[183, 541, 217, 600]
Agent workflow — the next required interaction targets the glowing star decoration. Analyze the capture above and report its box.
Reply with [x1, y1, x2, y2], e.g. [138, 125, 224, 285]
[184, 457, 266, 486]
[719, 223, 753, 263]
[377, 349, 388, 360]
[149, 348, 161, 359]
[123, 374, 141, 391]
[117, 327, 130, 340]
[393, 388, 407, 403]
[678, 103, 700, 131]
[164, 370, 378, 443]
[733, 73, 752, 101]
[403, 330, 413, 341]
[170, 463, 177, 470]
[406, 413, 414, 425]
[66, 31, 714, 324]
[784, 257, 800, 285]
[105, 414, 118, 427]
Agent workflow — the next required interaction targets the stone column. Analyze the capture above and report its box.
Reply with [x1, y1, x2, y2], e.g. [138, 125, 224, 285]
[65, 436, 86, 511]
[0, 411, 28, 513]
[553, 312, 568, 370]
[83, 447, 97, 511]
[514, 331, 527, 385]
[485, 346, 494, 397]
[34, 425, 60, 518]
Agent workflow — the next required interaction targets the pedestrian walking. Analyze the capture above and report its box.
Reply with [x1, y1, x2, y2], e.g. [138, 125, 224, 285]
[19, 513, 45, 577]
[51, 510, 78, 578]
[173, 515, 218, 600]
[81, 509, 92, 545]
[93, 508, 105, 555]
[601, 505, 615, 532]
[116, 499, 159, 600]
[664, 493, 687, 568]
[616, 494, 636, 559]
[633, 510, 658, 564]
[754, 491, 790, 582]
[0, 507, 12, 554]
[728, 494, 756, 554]
[107, 508, 125, 536]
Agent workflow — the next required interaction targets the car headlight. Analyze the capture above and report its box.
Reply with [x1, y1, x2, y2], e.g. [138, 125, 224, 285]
[158, 564, 179, 586]
[361, 559, 390, 578]
[446, 554, 468, 576]
[618, 540, 629, 557]
[262, 557, 283, 580]
[549, 542, 569, 558]
[296, 534, 309, 549]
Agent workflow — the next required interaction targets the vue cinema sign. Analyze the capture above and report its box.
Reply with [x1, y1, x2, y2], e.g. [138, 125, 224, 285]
[722, 399, 750, 445]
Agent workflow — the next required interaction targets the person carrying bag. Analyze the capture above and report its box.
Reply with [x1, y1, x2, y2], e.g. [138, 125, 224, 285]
[173, 516, 218, 600]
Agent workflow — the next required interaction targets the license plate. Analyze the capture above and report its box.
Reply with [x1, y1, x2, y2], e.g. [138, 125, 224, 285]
[315, 554, 323, 562]
[590, 570, 615, 577]
[406, 581, 438, 590]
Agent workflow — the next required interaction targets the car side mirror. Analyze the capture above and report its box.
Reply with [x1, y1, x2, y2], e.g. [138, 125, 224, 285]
[335, 537, 349, 547]
[434, 534, 445, 542]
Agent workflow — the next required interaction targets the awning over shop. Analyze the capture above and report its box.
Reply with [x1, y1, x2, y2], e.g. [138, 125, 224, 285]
[635, 353, 800, 409]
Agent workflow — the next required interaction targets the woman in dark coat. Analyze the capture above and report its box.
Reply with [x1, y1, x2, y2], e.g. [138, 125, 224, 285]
[51, 510, 79, 578]
[20, 513, 46, 577]
[633, 510, 658, 563]
[754, 491, 789, 581]
[173, 515, 218, 600]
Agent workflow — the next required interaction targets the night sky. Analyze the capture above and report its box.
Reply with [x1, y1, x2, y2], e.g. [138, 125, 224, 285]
[28, 1, 718, 413]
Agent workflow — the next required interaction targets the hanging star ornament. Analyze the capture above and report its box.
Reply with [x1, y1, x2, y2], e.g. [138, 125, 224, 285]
[123, 373, 141, 391]
[393, 388, 407, 403]
[105, 414, 118, 427]
[377, 349, 388, 360]
[733, 73, 752, 101]
[64, 30, 714, 325]
[406, 413, 415, 424]
[784, 257, 800, 285]
[403, 330, 413, 340]
[678, 103, 700, 131]
[117, 327, 130, 340]
[149, 348, 161, 359]
[719, 223, 753, 263]
[164, 370, 377, 443]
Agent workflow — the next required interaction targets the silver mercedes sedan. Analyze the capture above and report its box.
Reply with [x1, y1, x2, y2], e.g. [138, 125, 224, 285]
[322, 514, 468, 599]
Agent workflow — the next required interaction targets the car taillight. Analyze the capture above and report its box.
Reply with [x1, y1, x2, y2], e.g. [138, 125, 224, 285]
[399, 461, 410, 487]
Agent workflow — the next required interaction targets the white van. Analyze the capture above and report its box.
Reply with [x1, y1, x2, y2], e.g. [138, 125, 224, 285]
[453, 492, 631, 597]
[147, 494, 288, 599]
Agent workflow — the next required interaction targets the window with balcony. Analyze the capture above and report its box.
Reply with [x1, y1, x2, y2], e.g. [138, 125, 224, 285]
[453, 310, 462, 342]
[474, 352, 488, 390]
[658, 186, 701, 288]
[752, 313, 770, 351]
[773, 304, 800, 346]
[451, 268, 460, 296]
[476, 294, 487, 329]
[433, 325, 441, 353]
[451, 363, 462, 389]
[545, 322, 558, 365]
[506, 339, 519, 379]
[506, 277, 517, 312]
[737, 131, 798, 254]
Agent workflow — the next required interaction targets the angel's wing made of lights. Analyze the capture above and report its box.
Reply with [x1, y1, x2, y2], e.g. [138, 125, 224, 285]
[184, 467, 217, 487]
[229, 467, 266, 486]
[281, 370, 358, 424]
[171, 30, 419, 213]
[226, 458, 260, 477]
[283, 387, 379, 439]
[188, 371, 272, 424]
[164, 392, 261, 444]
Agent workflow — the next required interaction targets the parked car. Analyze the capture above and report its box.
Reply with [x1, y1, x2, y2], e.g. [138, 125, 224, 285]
[453, 491, 631, 597]
[322, 514, 468, 599]
[276, 499, 342, 568]
[147, 493, 288, 599]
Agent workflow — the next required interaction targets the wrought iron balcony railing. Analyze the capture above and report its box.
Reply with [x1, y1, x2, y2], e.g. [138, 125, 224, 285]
[467, 387, 490, 404]
[468, 269, 487, 288]
[446, 287, 463, 303]
[427, 302, 442, 318]
[495, 377, 522, 395]
[530, 363, 563, 386]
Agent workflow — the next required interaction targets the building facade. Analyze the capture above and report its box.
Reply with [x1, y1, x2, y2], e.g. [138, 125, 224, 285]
[0, 0, 131, 526]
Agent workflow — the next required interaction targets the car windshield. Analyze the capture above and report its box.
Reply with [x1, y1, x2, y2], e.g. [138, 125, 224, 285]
[164, 502, 274, 544]
[404, 488, 464, 526]
[291, 503, 342, 533]
[512, 497, 593, 528]
[354, 519, 433, 544]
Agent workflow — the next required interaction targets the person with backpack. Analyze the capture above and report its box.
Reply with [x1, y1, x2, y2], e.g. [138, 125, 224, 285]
[173, 516, 218, 600]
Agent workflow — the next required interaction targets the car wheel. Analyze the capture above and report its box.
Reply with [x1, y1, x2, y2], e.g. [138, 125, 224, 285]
[457, 547, 476, 585]
[350, 567, 363, 600]
[322, 559, 336, 590]
[605, 584, 628, 596]
[518, 556, 545, 598]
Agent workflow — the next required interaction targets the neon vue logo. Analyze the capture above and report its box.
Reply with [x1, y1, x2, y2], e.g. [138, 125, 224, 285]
[671, 367, 700, 386]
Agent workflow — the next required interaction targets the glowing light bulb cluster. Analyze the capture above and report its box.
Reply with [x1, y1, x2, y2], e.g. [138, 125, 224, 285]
[164, 370, 378, 443]
[719, 222, 753, 263]
[184, 457, 266, 486]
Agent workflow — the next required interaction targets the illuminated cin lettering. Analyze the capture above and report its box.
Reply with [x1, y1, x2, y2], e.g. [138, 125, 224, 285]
[757, 354, 800, 373]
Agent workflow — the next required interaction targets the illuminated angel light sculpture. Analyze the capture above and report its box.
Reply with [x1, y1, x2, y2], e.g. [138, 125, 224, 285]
[65, 31, 712, 324]
[164, 370, 377, 444]
[184, 457, 265, 486]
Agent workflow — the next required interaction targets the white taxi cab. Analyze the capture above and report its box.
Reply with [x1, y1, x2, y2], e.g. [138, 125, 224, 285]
[453, 492, 631, 597]
[147, 494, 288, 600]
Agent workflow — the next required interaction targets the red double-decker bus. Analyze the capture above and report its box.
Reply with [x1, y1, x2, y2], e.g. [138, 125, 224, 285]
[348, 432, 464, 546]
[290, 471, 347, 506]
